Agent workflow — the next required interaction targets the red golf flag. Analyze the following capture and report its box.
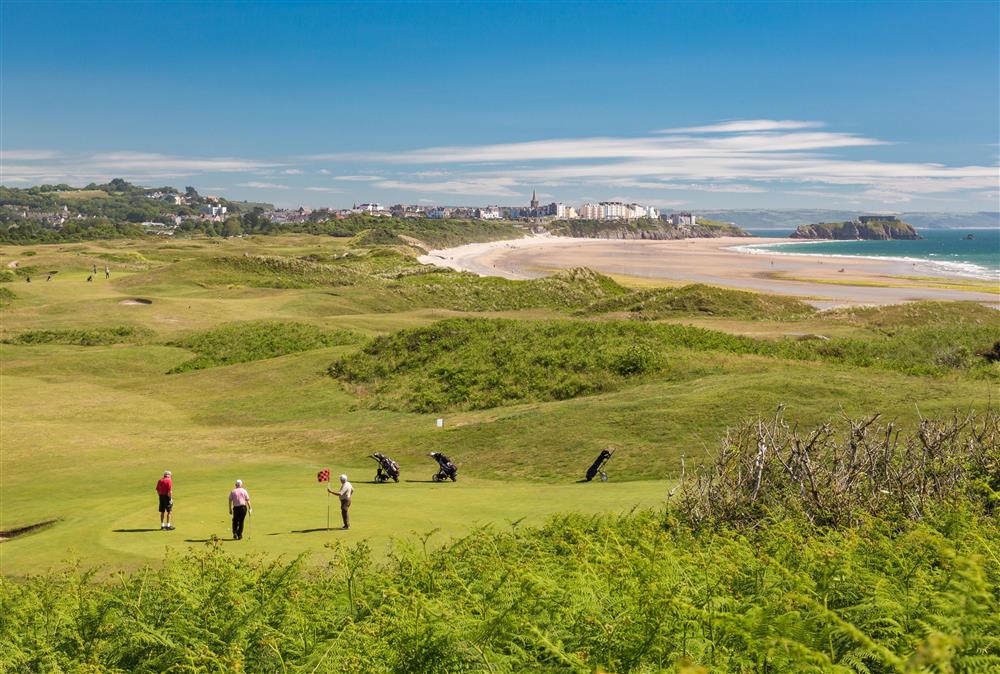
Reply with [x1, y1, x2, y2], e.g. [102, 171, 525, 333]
[317, 468, 330, 483]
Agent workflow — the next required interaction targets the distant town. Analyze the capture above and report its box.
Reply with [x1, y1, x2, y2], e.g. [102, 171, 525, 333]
[1, 181, 702, 239]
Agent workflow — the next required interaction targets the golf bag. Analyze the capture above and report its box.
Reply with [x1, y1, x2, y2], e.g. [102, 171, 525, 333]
[429, 452, 458, 482]
[371, 452, 400, 483]
[585, 448, 614, 482]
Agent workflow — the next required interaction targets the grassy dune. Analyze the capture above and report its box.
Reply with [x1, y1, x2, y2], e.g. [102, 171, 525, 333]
[0, 235, 995, 577]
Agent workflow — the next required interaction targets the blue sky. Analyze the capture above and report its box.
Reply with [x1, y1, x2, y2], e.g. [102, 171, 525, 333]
[2, 1, 998, 210]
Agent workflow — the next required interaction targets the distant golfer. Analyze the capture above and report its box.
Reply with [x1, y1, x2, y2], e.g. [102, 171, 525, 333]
[327, 474, 353, 529]
[228, 479, 252, 540]
[156, 471, 174, 530]
[105, 266, 110, 279]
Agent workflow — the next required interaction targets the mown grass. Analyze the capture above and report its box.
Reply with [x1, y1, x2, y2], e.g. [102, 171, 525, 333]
[167, 320, 360, 372]
[578, 282, 815, 320]
[3, 325, 152, 346]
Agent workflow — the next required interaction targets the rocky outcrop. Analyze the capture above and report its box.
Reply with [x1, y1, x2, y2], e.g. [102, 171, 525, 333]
[548, 220, 751, 240]
[791, 219, 921, 240]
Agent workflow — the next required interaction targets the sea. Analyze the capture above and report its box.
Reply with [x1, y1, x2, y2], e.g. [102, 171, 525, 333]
[737, 228, 1000, 281]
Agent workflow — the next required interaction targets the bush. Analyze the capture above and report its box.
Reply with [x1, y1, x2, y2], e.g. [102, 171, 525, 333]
[580, 283, 816, 320]
[4, 325, 151, 346]
[168, 320, 359, 372]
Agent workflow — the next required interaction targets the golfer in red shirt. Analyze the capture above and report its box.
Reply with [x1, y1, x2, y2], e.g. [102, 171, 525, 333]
[156, 471, 174, 530]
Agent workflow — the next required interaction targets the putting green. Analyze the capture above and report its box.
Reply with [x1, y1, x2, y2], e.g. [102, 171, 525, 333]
[2, 463, 670, 574]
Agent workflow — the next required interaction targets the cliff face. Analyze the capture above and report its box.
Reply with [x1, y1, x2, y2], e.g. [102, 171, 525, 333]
[550, 220, 751, 240]
[791, 220, 921, 240]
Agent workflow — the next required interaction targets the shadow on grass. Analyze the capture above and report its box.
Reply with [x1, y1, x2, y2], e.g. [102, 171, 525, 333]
[404, 479, 441, 484]
[112, 528, 163, 533]
[289, 527, 344, 534]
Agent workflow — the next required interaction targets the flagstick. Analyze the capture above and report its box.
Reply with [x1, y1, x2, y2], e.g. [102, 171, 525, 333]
[326, 488, 331, 531]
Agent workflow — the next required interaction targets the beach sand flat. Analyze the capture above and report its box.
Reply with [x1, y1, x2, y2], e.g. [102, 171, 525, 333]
[419, 236, 1000, 308]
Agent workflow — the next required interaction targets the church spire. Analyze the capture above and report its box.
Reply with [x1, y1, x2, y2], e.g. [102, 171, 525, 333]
[530, 189, 539, 209]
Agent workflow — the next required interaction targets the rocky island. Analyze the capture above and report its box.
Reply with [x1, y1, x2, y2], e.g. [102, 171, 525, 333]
[791, 215, 921, 240]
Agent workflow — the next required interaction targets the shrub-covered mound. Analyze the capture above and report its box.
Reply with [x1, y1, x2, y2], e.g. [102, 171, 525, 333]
[0, 286, 15, 308]
[332, 317, 999, 412]
[330, 318, 764, 411]
[579, 283, 816, 320]
[392, 266, 629, 312]
[3, 325, 152, 346]
[168, 321, 359, 373]
[824, 300, 1000, 331]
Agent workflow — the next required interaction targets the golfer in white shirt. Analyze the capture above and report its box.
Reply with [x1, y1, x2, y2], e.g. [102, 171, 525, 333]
[327, 474, 353, 529]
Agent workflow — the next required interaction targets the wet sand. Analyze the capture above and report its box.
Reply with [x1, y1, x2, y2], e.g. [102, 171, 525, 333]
[418, 235, 1000, 308]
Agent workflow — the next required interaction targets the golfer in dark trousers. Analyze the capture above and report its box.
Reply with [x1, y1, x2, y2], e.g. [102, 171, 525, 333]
[328, 474, 353, 529]
[228, 480, 252, 540]
[156, 471, 174, 530]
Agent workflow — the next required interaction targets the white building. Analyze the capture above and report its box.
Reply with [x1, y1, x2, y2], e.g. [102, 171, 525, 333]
[670, 212, 696, 226]
[355, 203, 386, 213]
[476, 206, 503, 220]
[200, 204, 227, 217]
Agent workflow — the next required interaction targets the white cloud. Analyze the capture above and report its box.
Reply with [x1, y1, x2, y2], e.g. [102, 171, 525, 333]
[303, 186, 343, 192]
[375, 177, 521, 197]
[318, 169, 331, 175]
[659, 119, 824, 134]
[238, 181, 288, 189]
[1, 149, 61, 161]
[333, 175, 383, 181]
[282, 168, 304, 175]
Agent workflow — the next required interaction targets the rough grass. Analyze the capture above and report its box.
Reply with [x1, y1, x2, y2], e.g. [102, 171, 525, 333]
[823, 300, 1000, 331]
[578, 283, 816, 320]
[332, 317, 1000, 412]
[3, 325, 152, 346]
[167, 320, 360, 372]
[0, 286, 14, 308]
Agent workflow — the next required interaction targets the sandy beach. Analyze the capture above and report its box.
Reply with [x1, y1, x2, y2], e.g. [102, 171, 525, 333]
[419, 235, 1000, 308]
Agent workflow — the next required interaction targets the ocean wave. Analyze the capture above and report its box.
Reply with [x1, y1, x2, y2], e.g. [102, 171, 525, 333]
[731, 241, 1000, 282]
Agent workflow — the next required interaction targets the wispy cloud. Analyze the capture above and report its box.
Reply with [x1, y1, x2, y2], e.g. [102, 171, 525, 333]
[2, 150, 282, 184]
[238, 181, 288, 189]
[282, 168, 304, 175]
[658, 119, 824, 134]
[303, 186, 343, 192]
[374, 177, 521, 197]
[1, 149, 62, 161]
[333, 175, 383, 181]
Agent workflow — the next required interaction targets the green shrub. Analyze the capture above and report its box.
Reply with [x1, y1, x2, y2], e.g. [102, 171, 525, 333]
[580, 283, 816, 320]
[168, 320, 359, 372]
[4, 325, 152, 346]
[0, 286, 15, 307]
[0, 269, 14, 283]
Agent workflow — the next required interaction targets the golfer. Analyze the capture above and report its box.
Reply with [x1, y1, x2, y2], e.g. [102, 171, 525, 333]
[156, 471, 174, 530]
[228, 479, 252, 540]
[327, 474, 353, 529]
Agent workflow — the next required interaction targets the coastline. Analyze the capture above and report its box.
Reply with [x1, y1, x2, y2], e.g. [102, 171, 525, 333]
[734, 239, 1000, 282]
[418, 235, 1000, 308]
